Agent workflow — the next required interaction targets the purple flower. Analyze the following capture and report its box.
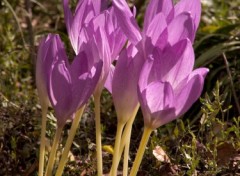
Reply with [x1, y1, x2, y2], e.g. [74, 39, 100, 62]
[63, 0, 126, 58]
[108, 0, 203, 125]
[36, 36, 53, 108]
[37, 34, 102, 126]
[62, 0, 105, 54]
[63, 0, 126, 93]
[86, 7, 127, 61]
[112, 43, 144, 123]
[113, 0, 201, 46]
[112, 0, 141, 45]
[82, 27, 112, 93]
[109, 0, 201, 122]
[143, 0, 201, 34]
[137, 39, 208, 129]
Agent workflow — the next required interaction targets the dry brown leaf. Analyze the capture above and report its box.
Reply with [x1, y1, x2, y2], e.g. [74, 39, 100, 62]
[153, 145, 170, 163]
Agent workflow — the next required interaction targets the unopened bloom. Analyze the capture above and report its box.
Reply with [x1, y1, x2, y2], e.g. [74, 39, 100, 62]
[36, 36, 52, 108]
[138, 39, 208, 129]
[37, 34, 102, 126]
[112, 44, 144, 123]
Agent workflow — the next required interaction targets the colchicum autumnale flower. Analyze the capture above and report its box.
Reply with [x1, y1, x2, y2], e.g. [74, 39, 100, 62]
[110, 0, 203, 122]
[130, 38, 208, 176]
[112, 43, 144, 124]
[113, 0, 201, 47]
[62, 0, 104, 54]
[110, 42, 145, 176]
[138, 39, 209, 130]
[62, 1, 127, 175]
[110, 0, 206, 129]
[37, 34, 103, 126]
[37, 33, 103, 176]
[63, 0, 126, 92]
[111, 0, 208, 175]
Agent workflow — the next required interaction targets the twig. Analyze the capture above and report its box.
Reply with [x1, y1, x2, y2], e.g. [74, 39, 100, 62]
[2, 0, 26, 48]
[24, 0, 36, 72]
[222, 53, 240, 115]
[24, 159, 38, 176]
[30, 0, 46, 10]
[0, 92, 20, 109]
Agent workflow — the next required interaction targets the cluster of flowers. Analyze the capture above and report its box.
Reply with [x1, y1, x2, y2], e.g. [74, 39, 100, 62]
[36, 0, 208, 175]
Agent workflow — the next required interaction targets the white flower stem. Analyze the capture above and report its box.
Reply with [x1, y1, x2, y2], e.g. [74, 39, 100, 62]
[55, 106, 85, 176]
[94, 92, 103, 176]
[129, 126, 152, 176]
[123, 131, 130, 176]
[122, 106, 139, 176]
[109, 106, 139, 175]
[111, 122, 125, 176]
[38, 105, 47, 176]
[45, 124, 64, 176]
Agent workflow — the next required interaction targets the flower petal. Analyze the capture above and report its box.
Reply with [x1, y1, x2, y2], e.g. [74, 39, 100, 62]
[138, 81, 175, 129]
[144, 81, 174, 113]
[156, 39, 195, 88]
[63, 0, 96, 54]
[138, 58, 154, 92]
[174, 0, 201, 30]
[40, 34, 72, 125]
[145, 13, 167, 46]
[174, 72, 207, 117]
[104, 64, 115, 93]
[113, 0, 142, 44]
[71, 51, 103, 111]
[112, 47, 144, 123]
[49, 59, 72, 126]
[93, 28, 112, 92]
[143, 0, 173, 33]
[149, 108, 176, 129]
[87, 8, 126, 60]
[62, 0, 73, 34]
[188, 68, 209, 80]
[36, 36, 53, 106]
[167, 12, 194, 45]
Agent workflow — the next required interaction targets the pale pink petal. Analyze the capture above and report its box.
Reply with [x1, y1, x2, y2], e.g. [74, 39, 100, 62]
[160, 39, 195, 88]
[138, 81, 175, 129]
[36, 36, 52, 107]
[167, 12, 194, 45]
[174, 0, 201, 30]
[145, 13, 167, 46]
[93, 28, 112, 91]
[144, 81, 174, 113]
[149, 108, 176, 129]
[104, 64, 115, 93]
[143, 0, 173, 33]
[49, 59, 72, 126]
[138, 58, 154, 92]
[188, 68, 209, 80]
[174, 73, 206, 117]
[62, 0, 73, 34]
[112, 48, 144, 122]
[71, 52, 103, 111]
[113, 0, 142, 44]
